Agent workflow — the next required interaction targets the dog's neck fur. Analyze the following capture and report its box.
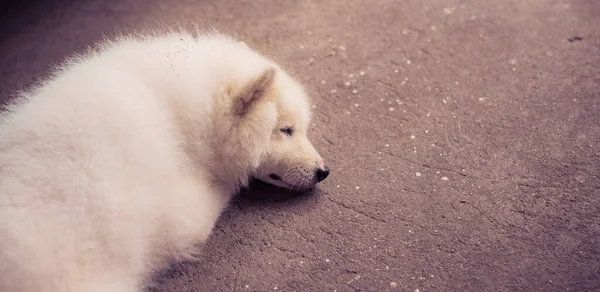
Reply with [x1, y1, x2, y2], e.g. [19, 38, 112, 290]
[166, 83, 272, 197]
[168, 97, 261, 196]
[125, 33, 276, 195]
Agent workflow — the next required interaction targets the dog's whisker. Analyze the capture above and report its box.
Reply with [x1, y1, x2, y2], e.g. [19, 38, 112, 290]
[282, 166, 305, 189]
[289, 172, 303, 189]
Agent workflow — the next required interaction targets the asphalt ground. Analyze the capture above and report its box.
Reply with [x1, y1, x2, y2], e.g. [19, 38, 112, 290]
[1, 0, 599, 291]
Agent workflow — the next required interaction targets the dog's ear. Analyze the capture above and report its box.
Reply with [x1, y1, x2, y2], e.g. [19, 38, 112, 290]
[233, 67, 276, 116]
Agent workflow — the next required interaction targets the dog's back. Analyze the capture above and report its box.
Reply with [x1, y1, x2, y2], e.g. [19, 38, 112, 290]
[0, 33, 224, 292]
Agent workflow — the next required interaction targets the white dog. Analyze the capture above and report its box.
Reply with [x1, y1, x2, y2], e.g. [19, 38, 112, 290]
[0, 30, 329, 292]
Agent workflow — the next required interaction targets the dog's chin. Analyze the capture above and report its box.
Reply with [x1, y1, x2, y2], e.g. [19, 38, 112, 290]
[256, 177, 316, 191]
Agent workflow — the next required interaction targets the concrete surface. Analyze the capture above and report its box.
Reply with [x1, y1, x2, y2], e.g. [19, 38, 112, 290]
[1, 0, 599, 291]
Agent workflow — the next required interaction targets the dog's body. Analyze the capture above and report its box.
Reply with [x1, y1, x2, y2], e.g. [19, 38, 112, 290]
[0, 31, 328, 292]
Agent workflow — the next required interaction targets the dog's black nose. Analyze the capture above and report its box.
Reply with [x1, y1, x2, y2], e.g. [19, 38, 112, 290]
[316, 165, 330, 182]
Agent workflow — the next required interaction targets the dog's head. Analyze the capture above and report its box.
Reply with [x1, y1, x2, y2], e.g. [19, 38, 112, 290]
[221, 60, 329, 190]
[212, 38, 329, 190]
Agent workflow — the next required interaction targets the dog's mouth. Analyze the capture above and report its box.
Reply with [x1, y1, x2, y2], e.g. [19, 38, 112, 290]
[263, 173, 315, 191]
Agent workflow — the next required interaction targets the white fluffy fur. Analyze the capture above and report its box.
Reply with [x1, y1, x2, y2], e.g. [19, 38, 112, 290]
[0, 30, 326, 292]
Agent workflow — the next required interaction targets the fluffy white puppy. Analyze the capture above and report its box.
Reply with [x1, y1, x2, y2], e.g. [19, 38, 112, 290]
[0, 30, 329, 292]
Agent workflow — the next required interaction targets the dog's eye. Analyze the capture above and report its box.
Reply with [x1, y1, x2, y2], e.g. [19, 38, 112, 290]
[280, 127, 294, 136]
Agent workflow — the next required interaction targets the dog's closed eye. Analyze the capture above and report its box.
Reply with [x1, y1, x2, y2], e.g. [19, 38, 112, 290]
[280, 127, 294, 136]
